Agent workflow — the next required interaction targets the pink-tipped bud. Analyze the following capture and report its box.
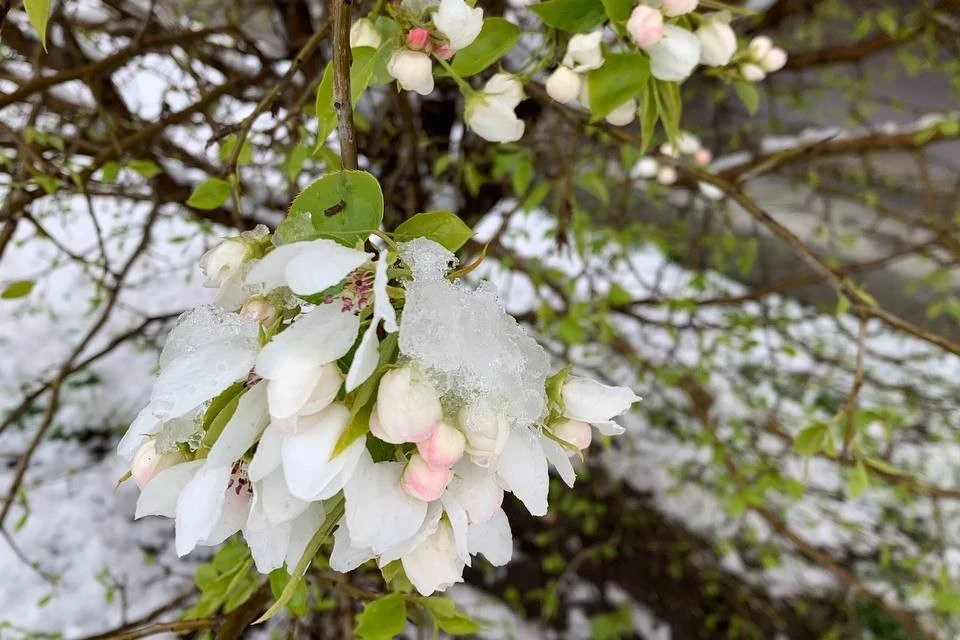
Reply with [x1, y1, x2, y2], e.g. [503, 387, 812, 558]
[417, 421, 466, 469]
[407, 27, 431, 51]
[131, 440, 182, 488]
[694, 148, 713, 166]
[627, 5, 664, 48]
[240, 298, 278, 328]
[401, 453, 453, 502]
[552, 419, 592, 451]
[433, 45, 455, 60]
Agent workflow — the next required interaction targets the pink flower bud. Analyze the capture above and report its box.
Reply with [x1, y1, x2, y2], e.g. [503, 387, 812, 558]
[417, 421, 466, 469]
[661, 0, 698, 16]
[433, 45, 455, 60]
[131, 440, 183, 488]
[552, 420, 592, 451]
[693, 148, 712, 166]
[239, 298, 278, 328]
[375, 367, 443, 444]
[627, 5, 664, 48]
[407, 27, 431, 51]
[401, 453, 453, 502]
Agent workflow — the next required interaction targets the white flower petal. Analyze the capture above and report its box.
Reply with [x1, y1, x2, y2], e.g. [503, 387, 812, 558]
[118, 407, 161, 461]
[562, 376, 640, 424]
[175, 465, 231, 556]
[280, 403, 350, 500]
[206, 383, 269, 467]
[374, 252, 397, 332]
[440, 494, 471, 566]
[593, 420, 626, 436]
[245, 520, 292, 573]
[329, 519, 375, 572]
[259, 468, 310, 525]
[344, 450, 428, 553]
[313, 435, 366, 501]
[285, 502, 327, 572]
[150, 339, 256, 420]
[345, 324, 379, 393]
[541, 436, 576, 488]
[496, 428, 548, 517]
[433, 0, 483, 50]
[256, 304, 359, 380]
[135, 460, 204, 519]
[203, 486, 251, 546]
[402, 520, 465, 596]
[284, 244, 371, 296]
[447, 460, 503, 523]
[248, 425, 283, 481]
[644, 24, 701, 82]
[379, 502, 442, 566]
[467, 508, 512, 566]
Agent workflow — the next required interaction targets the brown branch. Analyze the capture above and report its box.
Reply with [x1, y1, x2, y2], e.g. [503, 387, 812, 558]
[331, 0, 358, 170]
[77, 619, 217, 640]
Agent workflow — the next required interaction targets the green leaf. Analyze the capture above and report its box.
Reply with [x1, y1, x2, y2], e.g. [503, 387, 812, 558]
[187, 177, 231, 210]
[531, 0, 606, 32]
[422, 597, 481, 635]
[864, 457, 909, 476]
[793, 422, 830, 456]
[99, 161, 121, 184]
[848, 459, 869, 498]
[268, 570, 308, 616]
[586, 53, 650, 119]
[283, 170, 383, 246]
[638, 79, 658, 152]
[333, 402, 374, 459]
[218, 135, 254, 166]
[314, 48, 379, 150]
[393, 211, 474, 251]
[286, 143, 311, 181]
[654, 80, 682, 141]
[734, 82, 760, 116]
[128, 159, 162, 179]
[601, 0, 633, 23]
[607, 283, 633, 306]
[355, 593, 407, 640]
[24, 0, 52, 51]
[370, 17, 400, 86]
[1, 280, 35, 300]
[201, 386, 244, 451]
[450, 18, 521, 77]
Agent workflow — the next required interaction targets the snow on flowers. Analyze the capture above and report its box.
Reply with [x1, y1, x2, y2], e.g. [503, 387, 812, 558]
[119, 225, 640, 597]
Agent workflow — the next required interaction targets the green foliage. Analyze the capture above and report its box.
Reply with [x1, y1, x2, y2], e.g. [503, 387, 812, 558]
[393, 211, 475, 251]
[589, 604, 634, 640]
[187, 177, 232, 210]
[185, 541, 260, 619]
[277, 170, 384, 246]
[199, 383, 244, 452]
[219, 135, 254, 166]
[24, 0, 52, 50]
[793, 422, 835, 456]
[268, 569, 309, 616]
[450, 18, 521, 77]
[601, 0, 633, 24]
[2, 280, 35, 300]
[531, 0, 607, 32]
[355, 593, 407, 640]
[419, 595, 481, 635]
[586, 53, 650, 119]
[734, 82, 761, 116]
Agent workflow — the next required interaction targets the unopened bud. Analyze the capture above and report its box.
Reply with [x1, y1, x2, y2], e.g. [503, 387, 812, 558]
[374, 367, 442, 443]
[545, 66, 582, 105]
[406, 27, 431, 51]
[740, 62, 766, 83]
[417, 421, 466, 469]
[552, 419, 592, 451]
[627, 5, 664, 48]
[131, 440, 183, 488]
[239, 298, 278, 328]
[761, 47, 787, 72]
[656, 165, 678, 185]
[401, 453, 453, 502]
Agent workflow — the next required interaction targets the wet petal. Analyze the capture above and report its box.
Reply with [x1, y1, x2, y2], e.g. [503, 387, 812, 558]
[467, 508, 512, 566]
[135, 460, 203, 519]
[496, 428, 548, 517]
[207, 383, 269, 467]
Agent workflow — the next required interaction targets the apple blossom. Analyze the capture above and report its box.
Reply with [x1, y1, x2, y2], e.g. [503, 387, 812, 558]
[545, 65, 582, 104]
[643, 25, 701, 82]
[373, 366, 443, 443]
[630, 156, 660, 179]
[696, 18, 737, 67]
[561, 375, 641, 435]
[245, 238, 370, 297]
[740, 62, 766, 83]
[748, 35, 773, 61]
[239, 298, 278, 328]
[657, 165, 678, 185]
[459, 401, 509, 465]
[675, 131, 702, 154]
[552, 419, 592, 451]
[605, 99, 637, 126]
[562, 31, 604, 72]
[465, 73, 525, 143]
[432, 0, 483, 51]
[761, 47, 788, 72]
[402, 519, 464, 595]
[387, 49, 435, 95]
[407, 27, 431, 51]
[627, 5, 664, 47]
[345, 252, 398, 391]
[661, 0, 698, 16]
[417, 421, 466, 469]
[131, 440, 184, 488]
[401, 453, 454, 501]
[349, 18, 381, 49]
[199, 239, 248, 288]
[659, 142, 679, 158]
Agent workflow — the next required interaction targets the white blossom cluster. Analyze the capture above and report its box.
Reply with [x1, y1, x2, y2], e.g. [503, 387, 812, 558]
[119, 229, 640, 595]
[546, 1, 789, 125]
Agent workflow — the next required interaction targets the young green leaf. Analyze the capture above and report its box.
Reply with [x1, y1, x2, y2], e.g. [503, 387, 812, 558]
[793, 422, 831, 456]
[734, 82, 760, 116]
[531, 0, 606, 32]
[586, 53, 650, 120]
[355, 593, 407, 640]
[24, 0, 52, 51]
[187, 178, 231, 210]
[848, 459, 869, 498]
[286, 170, 384, 246]
[450, 18, 521, 77]
[601, 0, 633, 23]
[1, 280, 35, 300]
[393, 211, 474, 251]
